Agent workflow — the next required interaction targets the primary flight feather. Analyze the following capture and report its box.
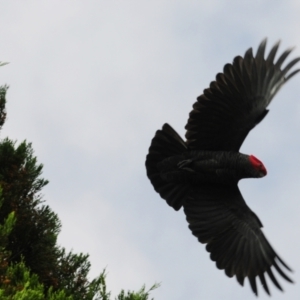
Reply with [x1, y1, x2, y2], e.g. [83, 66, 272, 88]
[145, 39, 300, 296]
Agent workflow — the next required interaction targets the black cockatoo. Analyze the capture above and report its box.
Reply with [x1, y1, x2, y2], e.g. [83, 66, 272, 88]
[145, 39, 300, 295]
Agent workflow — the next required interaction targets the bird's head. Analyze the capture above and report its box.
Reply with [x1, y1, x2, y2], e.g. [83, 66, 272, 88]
[249, 155, 267, 178]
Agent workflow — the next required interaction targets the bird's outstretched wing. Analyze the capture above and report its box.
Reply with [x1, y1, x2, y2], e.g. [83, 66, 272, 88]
[185, 39, 300, 151]
[184, 184, 293, 296]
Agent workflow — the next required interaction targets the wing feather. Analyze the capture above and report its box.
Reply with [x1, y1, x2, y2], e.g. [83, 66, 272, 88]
[183, 185, 293, 295]
[185, 39, 300, 151]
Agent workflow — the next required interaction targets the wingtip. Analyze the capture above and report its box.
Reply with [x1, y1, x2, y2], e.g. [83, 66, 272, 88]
[244, 47, 254, 58]
[256, 38, 267, 59]
[273, 39, 281, 48]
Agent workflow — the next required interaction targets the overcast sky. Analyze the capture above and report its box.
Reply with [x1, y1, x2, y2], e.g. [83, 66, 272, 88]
[1, 1, 300, 299]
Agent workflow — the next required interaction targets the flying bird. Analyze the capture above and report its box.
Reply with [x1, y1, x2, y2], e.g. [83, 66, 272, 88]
[145, 39, 300, 296]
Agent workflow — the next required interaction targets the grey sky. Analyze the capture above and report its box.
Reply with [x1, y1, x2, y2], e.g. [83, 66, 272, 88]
[0, 1, 300, 299]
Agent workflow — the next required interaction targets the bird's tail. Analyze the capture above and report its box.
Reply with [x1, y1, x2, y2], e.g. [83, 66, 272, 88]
[146, 123, 190, 211]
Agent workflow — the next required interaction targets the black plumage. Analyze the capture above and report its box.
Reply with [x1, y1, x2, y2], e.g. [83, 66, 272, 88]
[145, 39, 300, 296]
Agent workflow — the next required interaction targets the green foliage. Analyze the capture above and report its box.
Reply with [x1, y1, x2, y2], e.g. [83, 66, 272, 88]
[54, 248, 92, 298]
[0, 138, 60, 290]
[0, 127, 94, 298]
[0, 260, 73, 300]
[0, 191, 16, 283]
[85, 270, 159, 300]
[0, 84, 158, 299]
[0, 191, 71, 300]
[115, 283, 159, 300]
[0, 85, 7, 130]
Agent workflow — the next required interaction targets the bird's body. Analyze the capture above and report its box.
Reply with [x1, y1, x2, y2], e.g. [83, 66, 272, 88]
[145, 39, 300, 295]
[158, 150, 265, 185]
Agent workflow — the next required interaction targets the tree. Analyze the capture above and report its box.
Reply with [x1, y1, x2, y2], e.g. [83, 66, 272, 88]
[0, 189, 72, 300]
[0, 70, 158, 299]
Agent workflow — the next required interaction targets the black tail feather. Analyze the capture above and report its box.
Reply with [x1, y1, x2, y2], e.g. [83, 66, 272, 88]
[146, 124, 189, 210]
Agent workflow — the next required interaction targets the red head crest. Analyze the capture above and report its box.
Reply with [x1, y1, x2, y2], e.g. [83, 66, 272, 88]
[249, 155, 267, 176]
